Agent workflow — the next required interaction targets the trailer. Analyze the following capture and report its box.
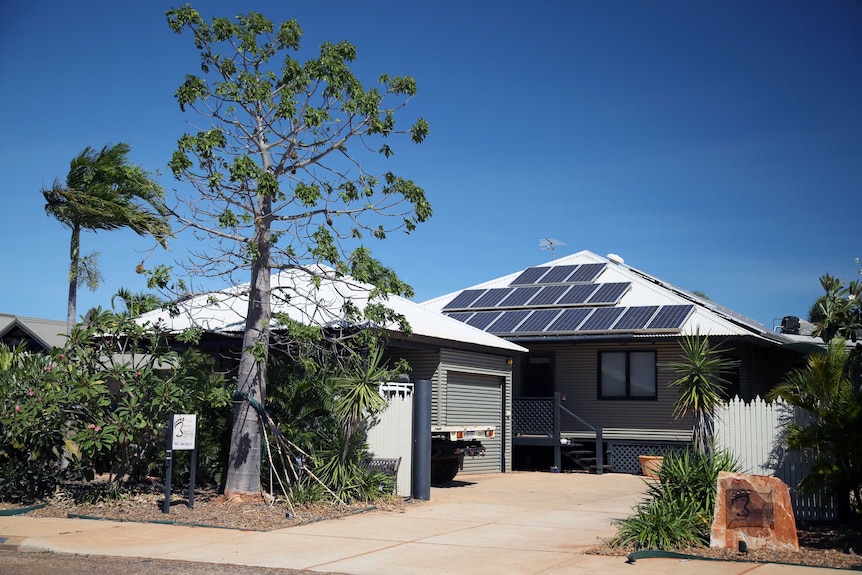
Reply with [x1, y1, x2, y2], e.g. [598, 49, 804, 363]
[430, 425, 495, 484]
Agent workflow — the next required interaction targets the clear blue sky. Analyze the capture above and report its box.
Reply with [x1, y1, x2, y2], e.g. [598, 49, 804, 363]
[1, 0, 859, 330]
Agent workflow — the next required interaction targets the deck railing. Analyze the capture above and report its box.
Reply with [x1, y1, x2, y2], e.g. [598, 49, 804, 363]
[512, 392, 603, 474]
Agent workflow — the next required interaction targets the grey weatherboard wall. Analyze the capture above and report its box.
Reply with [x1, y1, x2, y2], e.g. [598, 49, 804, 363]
[386, 348, 514, 475]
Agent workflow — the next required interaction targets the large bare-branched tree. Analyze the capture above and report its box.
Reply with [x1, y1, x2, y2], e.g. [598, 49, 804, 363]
[164, 5, 431, 500]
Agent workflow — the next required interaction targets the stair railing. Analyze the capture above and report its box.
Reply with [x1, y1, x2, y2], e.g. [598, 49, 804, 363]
[556, 393, 603, 475]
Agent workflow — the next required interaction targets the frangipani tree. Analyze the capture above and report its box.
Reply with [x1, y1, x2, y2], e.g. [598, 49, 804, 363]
[163, 5, 430, 500]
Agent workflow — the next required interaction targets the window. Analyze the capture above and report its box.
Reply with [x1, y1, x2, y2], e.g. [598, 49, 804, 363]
[599, 351, 656, 399]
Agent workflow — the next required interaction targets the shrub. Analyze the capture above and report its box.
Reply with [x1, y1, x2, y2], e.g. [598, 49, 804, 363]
[0, 310, 232, 501]
[610, 495, 706, 550]
[610, 449, 739, 550]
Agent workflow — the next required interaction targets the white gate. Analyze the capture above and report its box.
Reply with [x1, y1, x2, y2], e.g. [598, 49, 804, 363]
[714, 396, 836, 520]
[366, 382, 413, 496]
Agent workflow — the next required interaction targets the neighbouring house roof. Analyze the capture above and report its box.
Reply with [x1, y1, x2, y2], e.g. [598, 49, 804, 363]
[137, 267, 527, 354]
[421, 250, 800, 347]
[0, 314, 66, 351]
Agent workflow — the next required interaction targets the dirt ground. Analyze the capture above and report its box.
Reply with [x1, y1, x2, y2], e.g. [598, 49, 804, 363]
[6, 483, 409, 532]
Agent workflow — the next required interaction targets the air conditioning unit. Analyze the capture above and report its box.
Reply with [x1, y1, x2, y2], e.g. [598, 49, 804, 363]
[780, 316, 800, 335]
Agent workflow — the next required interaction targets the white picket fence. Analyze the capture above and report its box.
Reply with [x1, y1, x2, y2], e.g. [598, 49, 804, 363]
[714, 396, 836, 521]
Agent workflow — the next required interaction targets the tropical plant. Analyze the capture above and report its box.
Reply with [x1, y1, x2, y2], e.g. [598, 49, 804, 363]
[43, 143, 170, 333]
[111, 287, 167, 317]
[0, 343, 101, 501]
[664, 330, 740, 457]
[265, 343, 399, 502]
[327, 346, 390, 457]
[610, 449, 739, 550]
[812, 274, 862, 343]
[162, 5, 430, 499]
[0, 310, 232, 501]
[767, 336, 862, 520]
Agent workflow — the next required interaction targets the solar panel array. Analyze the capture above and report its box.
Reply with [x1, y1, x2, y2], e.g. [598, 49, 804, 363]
[442, 262, 694, 336]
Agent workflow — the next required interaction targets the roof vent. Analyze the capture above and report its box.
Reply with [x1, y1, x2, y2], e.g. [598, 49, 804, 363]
[607, 253, 625, 265]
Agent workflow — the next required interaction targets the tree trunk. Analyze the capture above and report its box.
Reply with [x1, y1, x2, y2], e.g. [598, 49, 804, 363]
[66, 225, 80, 335]
[223, 192, 273, 501]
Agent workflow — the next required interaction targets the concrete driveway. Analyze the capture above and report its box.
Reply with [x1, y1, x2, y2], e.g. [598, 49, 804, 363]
[1, 472, 834, 574]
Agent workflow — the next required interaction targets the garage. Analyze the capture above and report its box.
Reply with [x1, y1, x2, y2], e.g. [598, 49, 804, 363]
[446, 371, 504, 475]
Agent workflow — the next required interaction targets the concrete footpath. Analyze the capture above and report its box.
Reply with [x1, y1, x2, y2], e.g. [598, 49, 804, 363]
[0, 472, 842, 574]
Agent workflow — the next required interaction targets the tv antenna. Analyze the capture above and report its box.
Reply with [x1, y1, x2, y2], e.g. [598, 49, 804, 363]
[539, 238, 566, 260]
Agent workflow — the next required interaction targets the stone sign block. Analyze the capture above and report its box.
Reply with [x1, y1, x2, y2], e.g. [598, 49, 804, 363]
[711, 472, 798, 552]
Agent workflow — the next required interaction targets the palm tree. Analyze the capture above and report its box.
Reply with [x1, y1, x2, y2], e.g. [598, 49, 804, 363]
[665, 329, 740, 457]
[768, 337, 862, 520]
[111, 287, 166, 318]
[43, 144, 170, 333]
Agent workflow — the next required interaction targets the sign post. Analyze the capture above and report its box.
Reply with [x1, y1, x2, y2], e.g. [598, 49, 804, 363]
[163, 414, 198, 514]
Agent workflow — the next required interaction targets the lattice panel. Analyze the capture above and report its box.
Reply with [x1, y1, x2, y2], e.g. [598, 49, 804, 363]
[512, 398, 554, 435]
[609, 443, 688, 474]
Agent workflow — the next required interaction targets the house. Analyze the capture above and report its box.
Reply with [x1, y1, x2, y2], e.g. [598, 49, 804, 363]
[421, 250, 808, 473]
[136, 267, 527, 477]
[0, 314, 66, 352]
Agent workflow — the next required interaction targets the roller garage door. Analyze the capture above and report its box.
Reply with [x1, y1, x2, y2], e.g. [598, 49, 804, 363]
[446, 372, 503, 475]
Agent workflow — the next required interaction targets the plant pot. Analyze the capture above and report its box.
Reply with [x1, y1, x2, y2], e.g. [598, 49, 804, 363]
[638, 455, 663, 479]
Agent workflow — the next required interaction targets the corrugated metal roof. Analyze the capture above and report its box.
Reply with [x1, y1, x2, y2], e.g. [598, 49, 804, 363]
[421, 250, 794, 345]
[0, 314, 66, 350]
[137, 268, 527, 353]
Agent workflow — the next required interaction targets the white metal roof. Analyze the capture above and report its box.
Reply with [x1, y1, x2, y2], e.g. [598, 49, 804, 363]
[422, 250, 794, 344]
[137, 268, 527, 353]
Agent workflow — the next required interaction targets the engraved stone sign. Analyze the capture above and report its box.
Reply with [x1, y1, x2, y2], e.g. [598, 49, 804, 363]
[711, 472, 798, 552]
[726, 488, 774, 528]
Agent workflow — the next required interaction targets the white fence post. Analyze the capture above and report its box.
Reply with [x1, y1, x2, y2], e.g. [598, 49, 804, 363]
[714, 396, 835, 521]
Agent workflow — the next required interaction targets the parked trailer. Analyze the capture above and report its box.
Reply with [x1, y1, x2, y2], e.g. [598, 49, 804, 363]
[430, 425, 495, 484]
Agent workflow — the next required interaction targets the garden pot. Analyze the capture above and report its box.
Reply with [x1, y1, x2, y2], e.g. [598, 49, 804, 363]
[638, 455, 663, 479]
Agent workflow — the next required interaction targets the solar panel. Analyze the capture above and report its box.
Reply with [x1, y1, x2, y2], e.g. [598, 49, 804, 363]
[510, 267, 549, 285]
[528, 285, 569, 306]
[487, 310, 531, 333]
[498, 286, 542, 307]
[469, 288, 513, 308]
[647, 305, 694, 329]
[445, 312, 474, 323]
[557, 283, 599, 305]
[442, 289, 486, 310]
[548, 308, 592, 331]
[579, 307, 625, 330]
[587, 282, 630, 304]
[567, 263, 606, 282]
[537, 265, 578, 284]
[466, 311, 503, 330]
[515, 309, 562, 332]
[613, 306, 659, 330]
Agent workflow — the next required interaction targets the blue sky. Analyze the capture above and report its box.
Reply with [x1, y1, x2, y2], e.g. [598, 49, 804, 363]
[1, 0, 860, 330]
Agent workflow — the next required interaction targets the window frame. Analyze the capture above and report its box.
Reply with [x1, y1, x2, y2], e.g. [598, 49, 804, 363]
[597, 349, 657, 400]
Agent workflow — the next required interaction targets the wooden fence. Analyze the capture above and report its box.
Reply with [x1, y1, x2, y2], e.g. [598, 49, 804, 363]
[713, 396, 836, 521]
